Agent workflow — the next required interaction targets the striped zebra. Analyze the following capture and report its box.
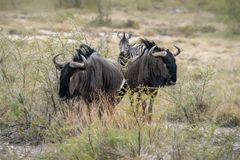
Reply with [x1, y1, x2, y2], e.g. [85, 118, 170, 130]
[117, 32, 147, 66]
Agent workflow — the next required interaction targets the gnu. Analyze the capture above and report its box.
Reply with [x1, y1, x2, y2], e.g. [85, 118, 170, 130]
[118, 34, 181, 122]
[53, 44, 124, 120]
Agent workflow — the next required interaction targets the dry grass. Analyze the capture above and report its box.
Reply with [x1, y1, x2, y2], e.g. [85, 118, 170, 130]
[0, 2, 240, 159]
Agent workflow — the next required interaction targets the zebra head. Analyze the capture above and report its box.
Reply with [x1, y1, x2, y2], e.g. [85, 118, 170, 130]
[117, 32, 132, 65]
[117, 32, 132, 56]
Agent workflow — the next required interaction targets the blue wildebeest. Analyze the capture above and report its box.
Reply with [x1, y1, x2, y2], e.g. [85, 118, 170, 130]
[53, 44, 125, 119]
[118, 38, 181, 122]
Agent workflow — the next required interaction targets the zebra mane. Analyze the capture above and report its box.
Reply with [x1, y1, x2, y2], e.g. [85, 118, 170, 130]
[74, 44, 96, 62]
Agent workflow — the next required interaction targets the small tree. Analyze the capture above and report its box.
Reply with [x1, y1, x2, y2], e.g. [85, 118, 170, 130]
[96, 0, 112, 25]
[225, 0, 240, 34]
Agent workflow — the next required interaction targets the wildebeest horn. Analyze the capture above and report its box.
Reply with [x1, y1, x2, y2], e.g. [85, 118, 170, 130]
[149, 45, 157, 54]
[173, 45, 181, 56]
[151, 50, 167, 57]
[53, 54, 64, 70]
[69, 55, 88, 69]
[149, 46, 167, 57]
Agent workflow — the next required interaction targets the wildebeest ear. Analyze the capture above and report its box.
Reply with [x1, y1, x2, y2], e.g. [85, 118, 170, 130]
[55, 64, 64, 70]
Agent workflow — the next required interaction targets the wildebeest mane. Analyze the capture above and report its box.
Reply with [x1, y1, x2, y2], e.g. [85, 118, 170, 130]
[72, 53, 124, 103]
[74, 44, 96, 62]
[140, 39, 165, 52]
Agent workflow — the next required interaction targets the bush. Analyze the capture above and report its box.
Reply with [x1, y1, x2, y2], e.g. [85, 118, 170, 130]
[0, 32, 86, 144]
[215, 112, 240, 128]
[225, 0, 240, 34]
[178, 25, 198, 37]
[199, 25, 216, 33]
[178, 25, 216, 37]
[167, 68, 214, 124]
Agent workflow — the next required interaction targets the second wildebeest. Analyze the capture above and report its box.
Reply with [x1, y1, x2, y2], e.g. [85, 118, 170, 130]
[53, 44, 125, 119]
[119, 39, 181, 122]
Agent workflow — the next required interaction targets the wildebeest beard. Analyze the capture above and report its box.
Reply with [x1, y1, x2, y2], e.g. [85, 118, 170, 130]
[125, 50, 170, 90]
[59, 63, 79, 99]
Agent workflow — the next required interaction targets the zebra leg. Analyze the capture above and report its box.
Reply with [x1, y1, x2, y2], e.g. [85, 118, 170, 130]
[147, 91, 158, 123]
[118, 80, 128, 99]
[129, 91, 134, 107]
[129, 90, 135, 112]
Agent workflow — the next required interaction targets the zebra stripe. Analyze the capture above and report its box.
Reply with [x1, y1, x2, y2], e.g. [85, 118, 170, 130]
[118, 43, 147, 66]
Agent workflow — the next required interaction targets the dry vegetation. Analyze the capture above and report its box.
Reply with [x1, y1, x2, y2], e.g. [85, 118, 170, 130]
[0, 0, 240, 159]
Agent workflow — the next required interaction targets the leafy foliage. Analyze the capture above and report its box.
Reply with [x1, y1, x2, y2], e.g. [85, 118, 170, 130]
[225, 0, 240, 34]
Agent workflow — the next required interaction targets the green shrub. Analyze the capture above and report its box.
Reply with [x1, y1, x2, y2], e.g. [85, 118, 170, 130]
[39, 127, 138, 160]
[167, 68, 214, 124]
[178, 25, 217, 37]
[112, 19, 140, 29]
[199, 25, 216, 33]
[215, 112, 240, 128]
[0, 32, 86, 143]
[178, 25, 198, 37]
[225, 0, 240, 34]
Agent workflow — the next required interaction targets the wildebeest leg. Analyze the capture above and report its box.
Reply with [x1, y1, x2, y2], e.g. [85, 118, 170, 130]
[87, 104, 92, 123]
[147, 90, 158, 123]
[142, 100, 147, 117]
[136, 92, 142, 112]
[108, 104, 114, 118]
[129, 90, 135, 112]
[98, 103, 104, 120]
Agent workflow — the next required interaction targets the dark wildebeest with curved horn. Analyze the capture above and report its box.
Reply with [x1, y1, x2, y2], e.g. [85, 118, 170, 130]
[53, 44, 125, 119]
[118, 38, 181, 122]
